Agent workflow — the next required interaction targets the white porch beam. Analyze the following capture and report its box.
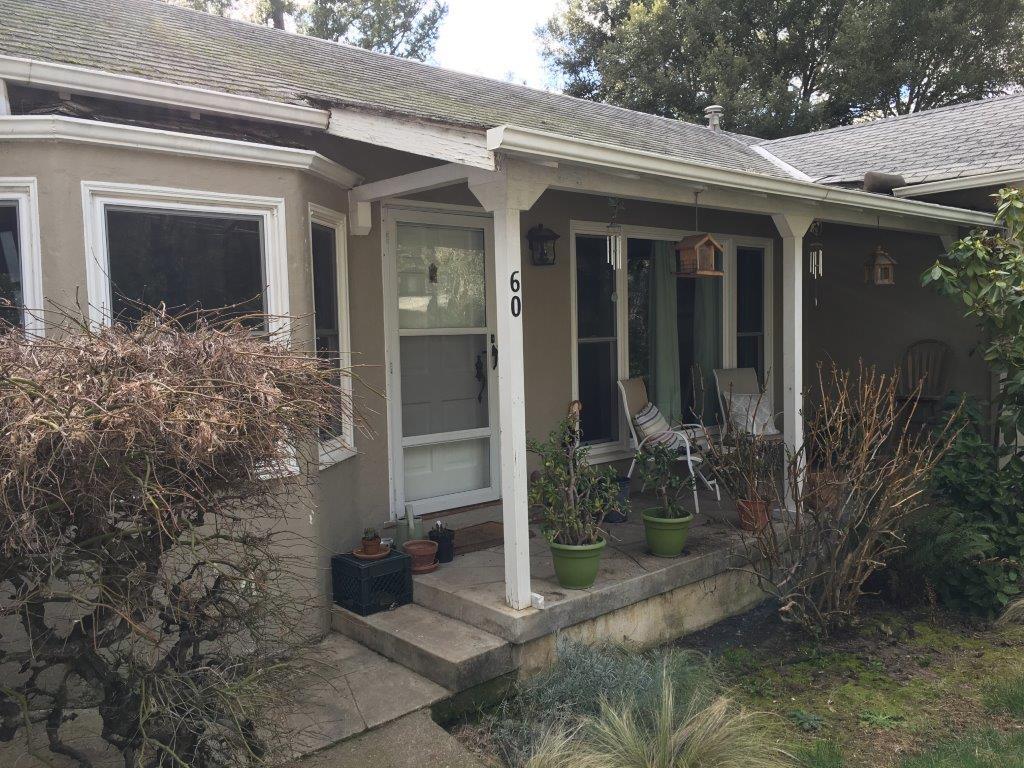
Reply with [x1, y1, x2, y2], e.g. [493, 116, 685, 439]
[0, 80, 10, 116]
[772, 211, 816, 504]
[347, 162, 497, 235]
[489, 124, 993, 233]
[468, 164, 552, 611]
[547, 165, 965, 238]
[328, 107, 495, 171]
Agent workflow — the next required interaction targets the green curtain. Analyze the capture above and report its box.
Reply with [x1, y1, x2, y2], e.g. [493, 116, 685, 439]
[693, 277, 723, 423]
[649, 240, 682, 422]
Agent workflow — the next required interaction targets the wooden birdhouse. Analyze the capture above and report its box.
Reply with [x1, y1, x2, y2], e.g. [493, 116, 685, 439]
[864, 245, 897, 285]
[674, 233, 724, 277]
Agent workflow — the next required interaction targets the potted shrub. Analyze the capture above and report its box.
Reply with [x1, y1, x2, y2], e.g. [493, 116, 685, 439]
[361, 526, 382, 555]
[706, 433, 778, 531]
[635, 442, 695, 557]
[528, 404, 620, 589]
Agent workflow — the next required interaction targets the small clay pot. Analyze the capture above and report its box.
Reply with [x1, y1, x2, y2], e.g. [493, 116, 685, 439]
[403, 539, 439, 574]
[737, 499, 770, 532]
[361, 535, 382, 555]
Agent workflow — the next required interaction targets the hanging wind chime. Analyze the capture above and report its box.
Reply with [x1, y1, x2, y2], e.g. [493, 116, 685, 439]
[674, 191, 723, 278]
[807, 220, 824, 309]
[606, 197, 624, 269]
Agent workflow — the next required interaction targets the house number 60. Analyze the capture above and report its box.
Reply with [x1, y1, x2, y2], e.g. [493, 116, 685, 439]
[509, 271, 522, 318]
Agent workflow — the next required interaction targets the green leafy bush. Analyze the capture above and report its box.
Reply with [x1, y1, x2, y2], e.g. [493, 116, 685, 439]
[528, 408, 620, 545]
[901, 399, 1024, 617]
[635, 441, 694, 519]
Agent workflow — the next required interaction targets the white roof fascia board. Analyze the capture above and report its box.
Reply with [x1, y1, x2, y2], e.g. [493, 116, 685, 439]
[0, 55, 329, 129]
[488, 124, 994, 229]
[0, 115, 361, 187]
[328, 106, 495, 170]
[893, 168, 1024, 198]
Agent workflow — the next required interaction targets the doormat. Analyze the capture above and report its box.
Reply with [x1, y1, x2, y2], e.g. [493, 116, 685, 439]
[454, 522, 535, 556]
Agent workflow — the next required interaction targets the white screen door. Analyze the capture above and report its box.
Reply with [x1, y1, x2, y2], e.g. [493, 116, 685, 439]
[385, 208, 499, 516]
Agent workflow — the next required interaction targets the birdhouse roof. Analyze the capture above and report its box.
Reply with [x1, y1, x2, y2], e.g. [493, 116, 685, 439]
[675, 233, 724, 251]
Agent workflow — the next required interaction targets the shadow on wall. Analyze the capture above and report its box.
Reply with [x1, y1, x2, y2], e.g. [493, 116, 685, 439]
[803, 225, 991, 404]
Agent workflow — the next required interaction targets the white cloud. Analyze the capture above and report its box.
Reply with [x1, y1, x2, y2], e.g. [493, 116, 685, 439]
[432, 0, 562, 89]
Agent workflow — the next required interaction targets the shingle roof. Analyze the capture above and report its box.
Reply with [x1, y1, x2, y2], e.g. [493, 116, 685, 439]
[0, 0, 790, 179]
[759, 95, 1024, 185]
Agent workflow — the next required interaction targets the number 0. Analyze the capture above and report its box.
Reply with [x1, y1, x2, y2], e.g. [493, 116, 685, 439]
[511, 295, 522, 317]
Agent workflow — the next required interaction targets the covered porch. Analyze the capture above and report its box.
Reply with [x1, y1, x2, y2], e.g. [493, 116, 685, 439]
[345, 129, 993, 619]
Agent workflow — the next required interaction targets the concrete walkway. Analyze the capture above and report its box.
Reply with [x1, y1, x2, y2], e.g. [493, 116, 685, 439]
[286, 710, 486, 768]
[0, 635, 452, 768]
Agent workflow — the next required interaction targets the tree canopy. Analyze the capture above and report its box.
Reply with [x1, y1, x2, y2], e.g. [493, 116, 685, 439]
[302, 0, 448, 60]
[540, 0, 1024, 138]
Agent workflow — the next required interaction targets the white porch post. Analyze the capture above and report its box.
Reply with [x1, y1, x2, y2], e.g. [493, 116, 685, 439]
[470, 165, 550, 610]
[771, 211, 815, 503]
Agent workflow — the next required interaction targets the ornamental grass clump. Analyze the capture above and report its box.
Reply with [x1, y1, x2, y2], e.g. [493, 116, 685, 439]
[524, 667, 793, 768]
[0, 308, 352, 767]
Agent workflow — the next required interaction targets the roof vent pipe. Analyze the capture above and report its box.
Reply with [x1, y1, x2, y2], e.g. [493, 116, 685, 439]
[863, 171, 906, 195]
[704, 104, 724, 131]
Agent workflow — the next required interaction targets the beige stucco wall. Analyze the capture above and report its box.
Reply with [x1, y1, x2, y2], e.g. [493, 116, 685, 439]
[804, 224, 991, 405]
[0, 138, 353, 631]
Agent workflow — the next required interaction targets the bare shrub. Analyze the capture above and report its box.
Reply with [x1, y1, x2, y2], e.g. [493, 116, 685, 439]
[719, 363, 959, 636]
[0, 309, 350, 767]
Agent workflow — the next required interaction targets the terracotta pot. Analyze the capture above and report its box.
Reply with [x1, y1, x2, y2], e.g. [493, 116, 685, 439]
[361, 536, 382, 555]
[737, 499, 770, 532]
[403, 539, 439, 574]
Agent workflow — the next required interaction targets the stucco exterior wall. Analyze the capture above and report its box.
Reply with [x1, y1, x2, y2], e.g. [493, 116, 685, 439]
[0, 138, 351, 631]
[803, 224, 991, 406]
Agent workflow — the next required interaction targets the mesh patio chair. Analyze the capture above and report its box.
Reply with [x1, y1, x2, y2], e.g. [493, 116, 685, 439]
[617, 377, 720, 515]
[713, 367, 783, 441]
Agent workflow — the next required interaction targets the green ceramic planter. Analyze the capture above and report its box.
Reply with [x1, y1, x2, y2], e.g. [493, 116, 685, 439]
[549, 539, 606, 589]
[641, 511, 694, 558]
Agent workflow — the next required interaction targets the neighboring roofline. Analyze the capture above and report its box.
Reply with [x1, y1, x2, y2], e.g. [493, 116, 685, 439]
[0, 55, 330, 129]
[893, 167, 1024, 198]
[0, 115, 361, 187]
[488, 124, 994, 228]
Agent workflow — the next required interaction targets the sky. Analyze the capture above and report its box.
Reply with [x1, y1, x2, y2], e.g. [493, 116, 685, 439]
[432, 0, 563, 90]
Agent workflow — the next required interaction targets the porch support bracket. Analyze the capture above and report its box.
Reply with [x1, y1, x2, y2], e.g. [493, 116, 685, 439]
[772, 210, 816, 507]
[469, 164, 552, 611]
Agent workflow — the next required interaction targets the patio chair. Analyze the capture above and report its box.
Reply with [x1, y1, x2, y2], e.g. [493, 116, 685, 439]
[713, 367, 783, 440]
[617, 377, 720, 515]
[897, 339, 952, 407]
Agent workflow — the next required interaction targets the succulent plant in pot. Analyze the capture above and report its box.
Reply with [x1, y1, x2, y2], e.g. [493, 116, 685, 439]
[635, 442, 695, 557]
[528, 402, 620, 589]
[361, 526, 381, 555]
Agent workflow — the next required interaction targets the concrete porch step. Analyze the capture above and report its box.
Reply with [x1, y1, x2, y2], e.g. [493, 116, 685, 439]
[331, 603, 515, 691]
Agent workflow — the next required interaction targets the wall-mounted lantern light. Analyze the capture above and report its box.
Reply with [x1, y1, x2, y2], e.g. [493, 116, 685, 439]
[526, 223, 560, 267]
[864, 245, 897, 285]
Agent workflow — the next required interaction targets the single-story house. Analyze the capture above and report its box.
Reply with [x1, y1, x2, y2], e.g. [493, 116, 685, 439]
[0, 0, 1014, 695]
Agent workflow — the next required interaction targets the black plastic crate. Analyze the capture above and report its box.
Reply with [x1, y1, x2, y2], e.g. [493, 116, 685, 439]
[331, 550, 412, 616]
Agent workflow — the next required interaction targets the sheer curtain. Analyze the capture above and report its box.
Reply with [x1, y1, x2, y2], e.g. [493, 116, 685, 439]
[692, 278, 723, 423]
[649, 240, 682, 422]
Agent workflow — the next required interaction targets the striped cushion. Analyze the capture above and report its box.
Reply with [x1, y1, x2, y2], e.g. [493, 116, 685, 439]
[633, 403, 684, 451]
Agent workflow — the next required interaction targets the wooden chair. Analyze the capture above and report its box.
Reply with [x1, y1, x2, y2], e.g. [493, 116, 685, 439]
[617, 377, 720, 515]
[897, 339, 952, 407]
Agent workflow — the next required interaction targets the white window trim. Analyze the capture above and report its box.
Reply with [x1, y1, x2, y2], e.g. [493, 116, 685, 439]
[569, 220, 773, 462]
[309, 203, 356, 468]
[80, 181, 290, 336]
[0, 177, 43, 337]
